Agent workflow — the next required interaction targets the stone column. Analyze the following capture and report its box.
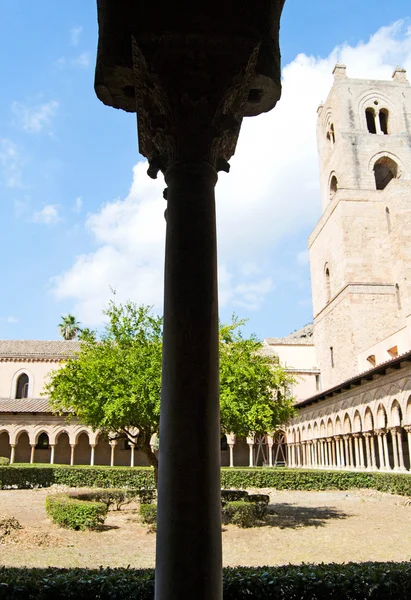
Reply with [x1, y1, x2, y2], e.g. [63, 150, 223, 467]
[267, 436, 274, 468]
[348, 436, 354, 469]
[70, 444, 75, 466]
[247, 436, 255, 467]
[358, 436, 365, 469]
[376, 430, 385, 470]
[339, 438, 345, 468]
[343, 436, 350, 468]
[90, 444, 96, 467]
[130, 443, 135, 468]
[156, 162, 222, 600]
[30, 444, 35, 464]
[370, 435, 377, 470]
[363, 433, 372, 470]
[396, 429, 406, 471]
[228, 445, 234, 468]
[50, 444, 55, 465]
[383, 431, 391, 470]
[335, 437, 341, 468]
[302, 442, 307, 467]
[10, 444, 16, 464]
[405, 426, 411, 471]
[110, 441, 117, 467]
[320, 440, 325, 467]
[353, 434, 360, 468]
[390, 428, 399, 471]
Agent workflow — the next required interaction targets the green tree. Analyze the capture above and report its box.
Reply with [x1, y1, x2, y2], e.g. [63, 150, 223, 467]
[47, 305, 295, 482]
[47, 301, 162, 476]
[219, 316, 296, 438]
[58, 314, 82, 340]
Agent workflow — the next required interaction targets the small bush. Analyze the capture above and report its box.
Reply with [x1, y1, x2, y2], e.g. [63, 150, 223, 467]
[222, 500, 259, 528]
[0, 457, 9, 466]
[139, 504, 157, 528]
[221, 489, 248, 504]
[45, 494, 108, 530]
[67, 488, 154, 510]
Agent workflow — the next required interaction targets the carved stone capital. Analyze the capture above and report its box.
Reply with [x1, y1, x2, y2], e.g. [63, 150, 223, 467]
[375, 428, 387, 436]
[404, 425, 411, 434]
[131, 35, 261, 177]
[363, 432, 373, 438]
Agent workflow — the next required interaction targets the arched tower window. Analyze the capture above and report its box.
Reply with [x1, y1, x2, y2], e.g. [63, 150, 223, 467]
[330, 175, 338, 198]
[374, 157, 398, 190]
[379, 109, 389, 134]
[16, 373, 29, 399]
[366, 108, 377, 134]
[325, 264, 331, 304]
[326, 123, 335, 146]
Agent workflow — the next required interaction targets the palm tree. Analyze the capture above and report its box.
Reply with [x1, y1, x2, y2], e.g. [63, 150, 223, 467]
[58, 314, 81, 340]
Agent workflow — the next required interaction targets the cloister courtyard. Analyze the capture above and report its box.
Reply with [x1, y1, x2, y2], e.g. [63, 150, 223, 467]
[1, 486, 411, 569]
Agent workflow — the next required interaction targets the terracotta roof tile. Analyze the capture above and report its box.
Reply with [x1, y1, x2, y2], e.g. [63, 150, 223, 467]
[0, 398, 53, 413]
[0, 340, 81, 359]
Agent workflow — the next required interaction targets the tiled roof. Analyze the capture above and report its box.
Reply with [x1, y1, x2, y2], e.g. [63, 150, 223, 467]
[0, 340, 81, 360]
[0, 398, 54, 413]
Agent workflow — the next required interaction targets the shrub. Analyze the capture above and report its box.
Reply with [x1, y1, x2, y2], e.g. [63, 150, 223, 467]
[0, 457, 9, 466]
[139, 504, 157, 528]
[67, 488, 155, 510]
[221, 489, 249, 504]
[45, 494, 108, 530]
[2, 562, 409, 599]
[222, 500, 259, 528]
[245, 494, 269, 518]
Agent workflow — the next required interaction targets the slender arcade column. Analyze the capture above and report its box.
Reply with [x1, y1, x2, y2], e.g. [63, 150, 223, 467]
[110, 442, 116, 467]
[156, 163, 222, 600]
[397, 430, 406, 471]
[229, 444, 235, 468]
[90, 444, 95, 467]
[70, 444, 75, 466]
[377, 431, 385, 469]
[50, 444, 55, 465]
[30, 444, 35, 464]
[383, 432, 391, 470]
[391, 429, 399, 471]
[10, 444, 16, 464]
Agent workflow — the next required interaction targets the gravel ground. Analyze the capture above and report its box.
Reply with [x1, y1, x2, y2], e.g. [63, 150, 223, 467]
[0, 487, 410, 568]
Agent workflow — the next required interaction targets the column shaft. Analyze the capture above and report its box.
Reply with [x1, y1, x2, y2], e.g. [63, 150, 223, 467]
[377, 434, 385, 469]
[397, 431, 405, 470]
[50, 445, 55, 465]
[383, 434, 391, 470]
[70, 445, 75, 466]
[30, 444, 35, 464]
[155, 163, 222, 600]
[10, 445, 16, 464]
[391, 430, 399, 470]
[229, 445, 234, 468]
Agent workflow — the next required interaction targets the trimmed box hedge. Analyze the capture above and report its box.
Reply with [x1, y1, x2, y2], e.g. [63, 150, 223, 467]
[0, 457, 9, 466]
[0, 563, 411, 599]
[1, 466, 411, 498]
[45, 494, 108, 530]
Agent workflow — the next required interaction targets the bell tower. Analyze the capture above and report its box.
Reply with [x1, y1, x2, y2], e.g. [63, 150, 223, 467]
[309, 65, 411, 390]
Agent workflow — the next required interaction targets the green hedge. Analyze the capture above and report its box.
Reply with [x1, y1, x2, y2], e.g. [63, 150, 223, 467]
[45, 494, 108, 530]
[0, 457, 9, 466]
[2, 466, 411, 498]
[0, 465, 155, 490]
[222, 500, 259, 528]
[0, 563, 411, 599]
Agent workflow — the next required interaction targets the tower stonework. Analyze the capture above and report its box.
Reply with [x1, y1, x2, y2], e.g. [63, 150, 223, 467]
[310, 65, 411, 390]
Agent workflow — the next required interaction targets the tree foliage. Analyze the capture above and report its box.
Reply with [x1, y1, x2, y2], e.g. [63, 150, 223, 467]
[47, 304, 295, 480]
[47, 301, 162, 472]
[219, 316, 296, 437]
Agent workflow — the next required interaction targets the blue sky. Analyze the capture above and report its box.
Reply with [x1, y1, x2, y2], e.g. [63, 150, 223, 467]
[0, 1, 411, 341]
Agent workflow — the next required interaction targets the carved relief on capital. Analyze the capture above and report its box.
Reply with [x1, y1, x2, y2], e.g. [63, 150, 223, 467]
[131, 35, 260, 176]
[404, 425, 411, 433]
[375, 428, 387, 436]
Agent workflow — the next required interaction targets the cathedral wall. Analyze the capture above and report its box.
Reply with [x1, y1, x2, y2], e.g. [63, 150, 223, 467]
[0, 360, 57, 398]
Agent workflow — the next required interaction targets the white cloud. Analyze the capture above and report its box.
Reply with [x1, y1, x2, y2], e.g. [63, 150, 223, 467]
[73, 196, 83, 213]
[0, 139, 24, 188]
[0, 316, 19, 324]
[296, 250, 310, 266]
[73, 53, 90, 68]
[70, 26, 82, 47]
[33, 204, 61, 225]
[12, 100, 59, 134]
[51, 20, 411, 324]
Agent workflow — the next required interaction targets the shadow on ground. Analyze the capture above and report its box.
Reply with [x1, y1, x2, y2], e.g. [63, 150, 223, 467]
[264, 503, 349, 529]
